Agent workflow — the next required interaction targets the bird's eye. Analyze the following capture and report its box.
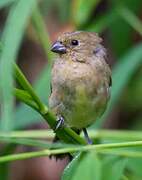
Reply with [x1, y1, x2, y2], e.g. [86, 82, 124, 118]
[71, 40, 79, 46]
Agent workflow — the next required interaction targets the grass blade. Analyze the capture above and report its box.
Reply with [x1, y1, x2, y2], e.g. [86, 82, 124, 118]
[0, 0, 37, 131]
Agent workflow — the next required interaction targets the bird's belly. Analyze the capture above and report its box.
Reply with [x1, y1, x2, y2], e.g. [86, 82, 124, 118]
[50, 60, 109, 129]
[64, 103, 98, 129]
[60, 85, 107, 129]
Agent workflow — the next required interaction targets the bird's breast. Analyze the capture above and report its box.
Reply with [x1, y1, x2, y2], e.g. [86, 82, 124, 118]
[52, 59, 98, 91]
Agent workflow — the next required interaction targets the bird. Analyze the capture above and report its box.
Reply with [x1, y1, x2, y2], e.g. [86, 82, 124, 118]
[49, 31, 111, 144]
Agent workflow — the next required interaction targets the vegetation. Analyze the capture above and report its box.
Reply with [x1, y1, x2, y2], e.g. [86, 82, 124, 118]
[0, 0, 142, 179]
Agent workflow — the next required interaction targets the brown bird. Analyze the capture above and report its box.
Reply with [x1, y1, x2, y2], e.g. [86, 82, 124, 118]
[49, 31, 111, 144]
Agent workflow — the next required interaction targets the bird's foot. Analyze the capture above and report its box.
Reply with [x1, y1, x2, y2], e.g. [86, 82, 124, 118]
[55, 116, 64, 131]
[83, 128, 92, 144]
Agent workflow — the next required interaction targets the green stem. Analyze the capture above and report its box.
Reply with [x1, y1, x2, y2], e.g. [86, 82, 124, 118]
[14, 64, 47, 114]
[0, 130, 53, 139]
[1, 129, 142, 141]
[0, 144, 17, 179]
[0, 137, 53, 149]
[1, 140, 142, 163]
[98, 149, 142, 158]
[41, 112, 86, 144]
[0, 137, 77, 150]
[89, 129, 142, 141]
[14, 88, 39, 111]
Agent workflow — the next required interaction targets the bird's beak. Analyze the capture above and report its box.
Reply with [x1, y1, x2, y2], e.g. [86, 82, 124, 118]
[51, 41, 66, 54]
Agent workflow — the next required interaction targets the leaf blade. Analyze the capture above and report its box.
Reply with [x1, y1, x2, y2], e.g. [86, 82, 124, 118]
[0, 0, 37, 131]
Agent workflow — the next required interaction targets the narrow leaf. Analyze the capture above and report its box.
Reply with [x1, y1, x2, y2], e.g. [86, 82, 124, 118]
[0, 0, 37, 130]
[72, 0, 100, 26]
[102, 156, 127, 180]
[62, 153, 84, 180]
[71, 152, 101, 180]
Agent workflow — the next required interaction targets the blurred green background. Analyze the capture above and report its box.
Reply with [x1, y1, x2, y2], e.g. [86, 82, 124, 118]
[0, 0, 142, 179]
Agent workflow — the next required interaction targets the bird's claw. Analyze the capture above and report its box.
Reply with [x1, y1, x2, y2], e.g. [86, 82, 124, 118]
[83, 128, 93, 144]
[55, 116, 64, 131]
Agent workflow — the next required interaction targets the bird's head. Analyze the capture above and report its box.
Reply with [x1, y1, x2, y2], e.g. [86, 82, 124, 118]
[51, 31, 106, 62]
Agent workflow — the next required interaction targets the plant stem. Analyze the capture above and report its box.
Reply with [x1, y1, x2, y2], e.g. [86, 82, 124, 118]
[98, 149, 142, 158]
[0, 130, 53, 139]
[2, 129, 142, 141]
[0, 137, 53, 149]
[14, 88, 39, 111]
[0, 144, 17, 179]
[14, 64, 47, 114]
[89, 129, 142, 141]
[1, 140, 142, 163]
[0, 137, 77, 150]
[41, 111, 86, 144]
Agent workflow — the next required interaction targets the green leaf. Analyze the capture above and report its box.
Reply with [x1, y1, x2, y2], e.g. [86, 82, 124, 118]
[31, 7, 53, 62]
[110, 44, 142, 110]
[0, 42, 3, 52]
[0, 0, 37, 131]
[127, 158, 142, 177]
[13, 64, 52, 129]
[72, 0, 100, 26]
[0, 134, 78, 150]
[118, 6, 142, 37]
[110, 14, 132, 57]
[0, 137, 53, 149]
[14, 7, 53, 129]
[0, 144, 17, 180]
[71, 152, 101, 180]
[34, 63, 52, 103]
[102, 156, 127, 180]
[14, 105, 42, 129]
[109, 0, 142, 56]
[14, 64, 47, 114]
[62, 153, 84, 180]
[14, 88, 39, 111]
[56, 0, 71, 23]
[0, 0, 15, 8]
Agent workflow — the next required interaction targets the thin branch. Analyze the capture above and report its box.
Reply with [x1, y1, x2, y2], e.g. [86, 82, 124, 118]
[98, 149, 142, 158]
[1, 140, 142, 163]
[1, 129, 142, 141]
[0, 130, 53, 139]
